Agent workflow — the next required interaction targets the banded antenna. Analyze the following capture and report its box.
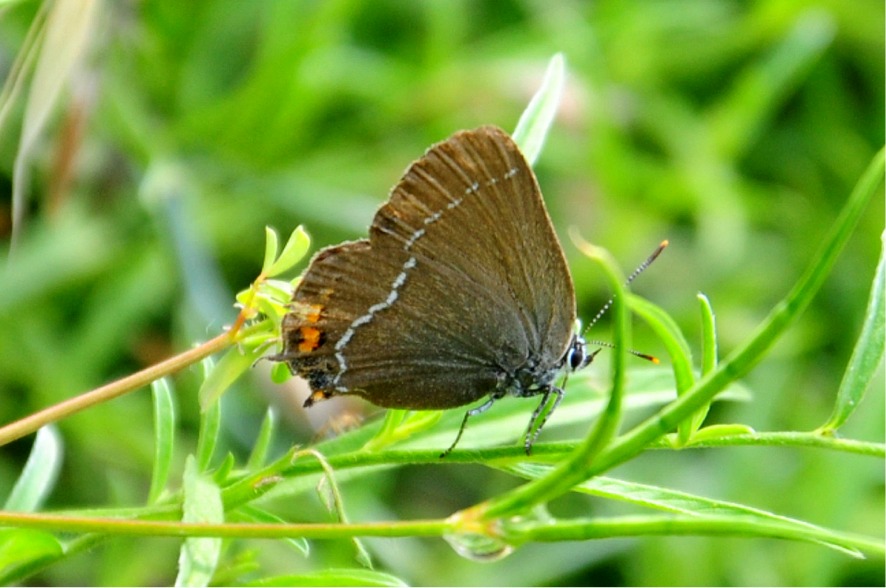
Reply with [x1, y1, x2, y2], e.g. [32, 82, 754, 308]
[582, 240, 669, 362]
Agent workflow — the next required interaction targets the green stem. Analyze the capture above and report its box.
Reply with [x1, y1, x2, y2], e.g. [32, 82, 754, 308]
[0, 510, 451, 539]
[475, 241, 630, 520]
[587, 145, 884, 476]
[684, 430, 885, 456]
[505, 515, 884, 555]
[445, 146, 884, 522]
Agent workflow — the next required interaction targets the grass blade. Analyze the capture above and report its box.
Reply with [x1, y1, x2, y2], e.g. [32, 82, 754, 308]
[149, 378, 176, 504]
[4, 426, 62, 512]
[820, 231, 886, 432]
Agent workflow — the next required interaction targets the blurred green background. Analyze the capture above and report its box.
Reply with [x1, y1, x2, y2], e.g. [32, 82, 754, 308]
[0, 0, 883, 585]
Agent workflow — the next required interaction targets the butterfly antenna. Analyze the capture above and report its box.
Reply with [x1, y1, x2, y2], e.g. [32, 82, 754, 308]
[583, 339, 660, 364]
[582, 240, 669, 336]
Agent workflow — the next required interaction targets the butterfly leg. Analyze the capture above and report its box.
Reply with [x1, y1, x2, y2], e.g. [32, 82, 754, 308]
[440, 395, 498, 458]
[523, 386, 564, 455]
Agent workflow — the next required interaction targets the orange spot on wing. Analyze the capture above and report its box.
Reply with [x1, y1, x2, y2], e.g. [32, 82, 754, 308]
[304, 389, 332, 407]
[298, 326, 323, 352]
[305, 304, 323, 323]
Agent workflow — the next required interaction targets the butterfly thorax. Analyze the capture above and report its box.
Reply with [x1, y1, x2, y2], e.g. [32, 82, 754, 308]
[497, 333, 588, 399]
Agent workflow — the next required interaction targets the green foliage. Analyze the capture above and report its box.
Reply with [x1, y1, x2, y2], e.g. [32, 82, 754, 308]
[149, 379, 176, 504]
[3, 426, 61, 513]
[0, 1, 883, 586]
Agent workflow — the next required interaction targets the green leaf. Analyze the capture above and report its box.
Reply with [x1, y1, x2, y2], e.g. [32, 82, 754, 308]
[365, 410, 408, 450]
[688, 292, 719, 438]
[261, 226, 280, 275]
[710, 10, 835, 158]
[266, 226, 311, 277]
[680, 423, 756, 444]
[212, 452, 236, 485]
[244, 568, 407, 587]
[820, 231, 886, 432]
[294, 448, 373, 568]
[246, 408, 278, 470]
[479, 242, 632, 519]
[587, 147, 885, 475]
[196, 358, 222, 471]
[507, 465, 870, 557]
[254, 279, 297, 315]
[199, 343, 265, 411]
[269, 361, 292, 384]
[512, 53, 565, 165]
[697, 292, 718, 375]
[0, 528, 63, 584]
[365, 410, 441, 451]
[149, 378, 176, 504]
[175, 456, 223, 588]
[237, 505, 310, 556]
[10, 0, 101, 247]
[236, 321, 280, 350]
[4, 426, 62, 512]
[629, 294, 698, 445]
[400, 366, 748, 454]
[629, 294, 695, 394]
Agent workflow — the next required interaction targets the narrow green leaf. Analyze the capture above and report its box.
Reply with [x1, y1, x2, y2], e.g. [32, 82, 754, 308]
[196, 358, 222, 471]
[407, 367, 749, 455]
[199, 343, 265, 411]
[629, 295, 695, 394]
[0, 528, 63, 584]
[244, 568, 407, 587]
[481, 242, 630, 519]
[176, 456, 223, 588]
[237, 505, 310, 556]
[0, 3, 45, 136]
[270, 361, 292, 384]
[4, 426, 62, 512]
[507, 466, 869, 557]
[581, 243, 630, 452]
[149, 378, 176, 504]
[261, 226, 280, 275]
[266, 226, 311, 277]
[686, 292, 720, 439]
[710, 10, 835, 159]
[697, 293, 718, 375]
[512, 53, 565, 165]
[11, 0, 100, 247]
[509, 514, 879, 558]
[588, 147, 885, 475]
[368, 410, 410, 449]
[261, 278, 297, 304]
[212, 453, 236, 485]
[364, 410, 441, 452]
[197, 402, 221, 473]
[246, 408, 278, 470]
[235, 320, 280, 350]
[821, 231, 886, 432]
[682, 424, 756, 444]
[295, 449, 373, 568]
[629, 294, 698, 445]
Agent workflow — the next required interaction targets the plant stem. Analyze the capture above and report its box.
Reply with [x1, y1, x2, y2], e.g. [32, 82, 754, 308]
[463, 145, 884, 521]
[0, 510, 452, 539]
[587, 145, 884, 477]
[505, 515, 884, 555]
[474, 241, 630, 520]
[0, 331, 234, 446]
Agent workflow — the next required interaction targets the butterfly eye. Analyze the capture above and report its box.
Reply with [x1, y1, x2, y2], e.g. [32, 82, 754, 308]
[567, 336, 588, 371]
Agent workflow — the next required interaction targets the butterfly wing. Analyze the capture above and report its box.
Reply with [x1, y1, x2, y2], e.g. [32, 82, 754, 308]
[281, 126, 576, 409]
